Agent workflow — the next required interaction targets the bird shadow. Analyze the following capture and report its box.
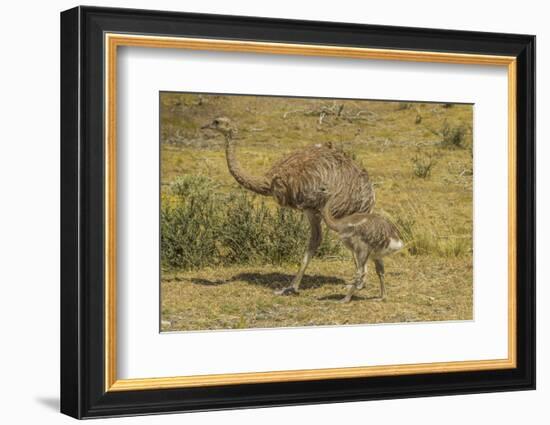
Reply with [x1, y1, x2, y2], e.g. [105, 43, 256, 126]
[316, 290, 387, 302]
[317, 293, 368, 302]
[191, 272, 345, 290]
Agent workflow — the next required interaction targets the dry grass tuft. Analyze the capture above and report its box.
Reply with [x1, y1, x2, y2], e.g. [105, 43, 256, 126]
[411, 152, 437, 178]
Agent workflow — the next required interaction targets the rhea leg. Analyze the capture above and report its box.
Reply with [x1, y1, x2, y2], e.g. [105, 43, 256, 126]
[341, 250, 369, 303]
[276, 210, 322, 295]
[356, 254, 367, 290]
[374, 258, 386, 299]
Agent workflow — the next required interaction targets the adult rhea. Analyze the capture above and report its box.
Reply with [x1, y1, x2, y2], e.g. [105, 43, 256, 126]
[202, 117, 376, 295]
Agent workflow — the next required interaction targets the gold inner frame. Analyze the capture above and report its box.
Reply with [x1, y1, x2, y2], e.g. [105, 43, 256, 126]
[104, 33, 518, 392]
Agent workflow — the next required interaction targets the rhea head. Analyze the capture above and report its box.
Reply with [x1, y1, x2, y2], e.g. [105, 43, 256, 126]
[201, 117, 236, 139]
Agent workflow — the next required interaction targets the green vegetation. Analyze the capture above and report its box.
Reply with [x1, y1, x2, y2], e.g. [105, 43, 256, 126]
[161, 175, 341, 270]
[159, 93, 473, 331]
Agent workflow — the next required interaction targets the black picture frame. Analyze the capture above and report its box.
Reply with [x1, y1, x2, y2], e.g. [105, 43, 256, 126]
[61, 5, 535, 419]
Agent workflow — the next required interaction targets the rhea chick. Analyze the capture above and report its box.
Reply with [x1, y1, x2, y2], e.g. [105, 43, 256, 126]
[318, 187, 403, 303]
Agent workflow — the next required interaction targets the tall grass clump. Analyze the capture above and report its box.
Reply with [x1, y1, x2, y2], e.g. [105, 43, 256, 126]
[161, 174, 342, 270]
[440, 121, 468, 148]
[411, 153, 437, 178]
[393, 203, 471, 258]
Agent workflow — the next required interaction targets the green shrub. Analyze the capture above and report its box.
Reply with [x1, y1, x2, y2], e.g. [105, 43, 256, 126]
[161, 176, 221, 270]
[220, 192, 273, 264]
[161, 175, 343, 270]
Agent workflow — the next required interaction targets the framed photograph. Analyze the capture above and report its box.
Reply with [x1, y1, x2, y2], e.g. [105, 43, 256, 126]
[60, 6, 535, 419]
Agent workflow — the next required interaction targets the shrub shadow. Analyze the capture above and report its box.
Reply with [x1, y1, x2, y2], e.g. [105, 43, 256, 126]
[189, 277, 227, 286]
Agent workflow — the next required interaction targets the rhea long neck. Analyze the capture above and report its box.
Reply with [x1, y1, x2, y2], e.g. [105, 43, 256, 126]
[223, 131, 272, 196]
[321, 197, 347, 233]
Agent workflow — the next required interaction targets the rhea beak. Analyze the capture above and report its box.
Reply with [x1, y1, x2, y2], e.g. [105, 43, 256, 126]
[201, 122, 213, 130]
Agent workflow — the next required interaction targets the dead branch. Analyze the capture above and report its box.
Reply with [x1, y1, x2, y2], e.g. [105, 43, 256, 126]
[283, 103, 379, 125]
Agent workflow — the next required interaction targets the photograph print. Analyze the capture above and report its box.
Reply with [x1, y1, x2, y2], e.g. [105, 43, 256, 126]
[160, 92, 473, 332]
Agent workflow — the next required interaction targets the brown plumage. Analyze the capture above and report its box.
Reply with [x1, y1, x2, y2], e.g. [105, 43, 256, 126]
[320, 190, 404, 302]
[322, 208, 403, 254]
[202, 117, 376, 295]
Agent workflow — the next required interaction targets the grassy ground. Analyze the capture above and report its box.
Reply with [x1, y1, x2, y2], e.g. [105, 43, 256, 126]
[161, 256, 472, 331]
[160, 93, 473, 331]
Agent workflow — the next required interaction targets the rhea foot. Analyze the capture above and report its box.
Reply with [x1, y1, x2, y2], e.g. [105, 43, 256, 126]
[275, 287, 299, 296]
[339, 284, 356, 303]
